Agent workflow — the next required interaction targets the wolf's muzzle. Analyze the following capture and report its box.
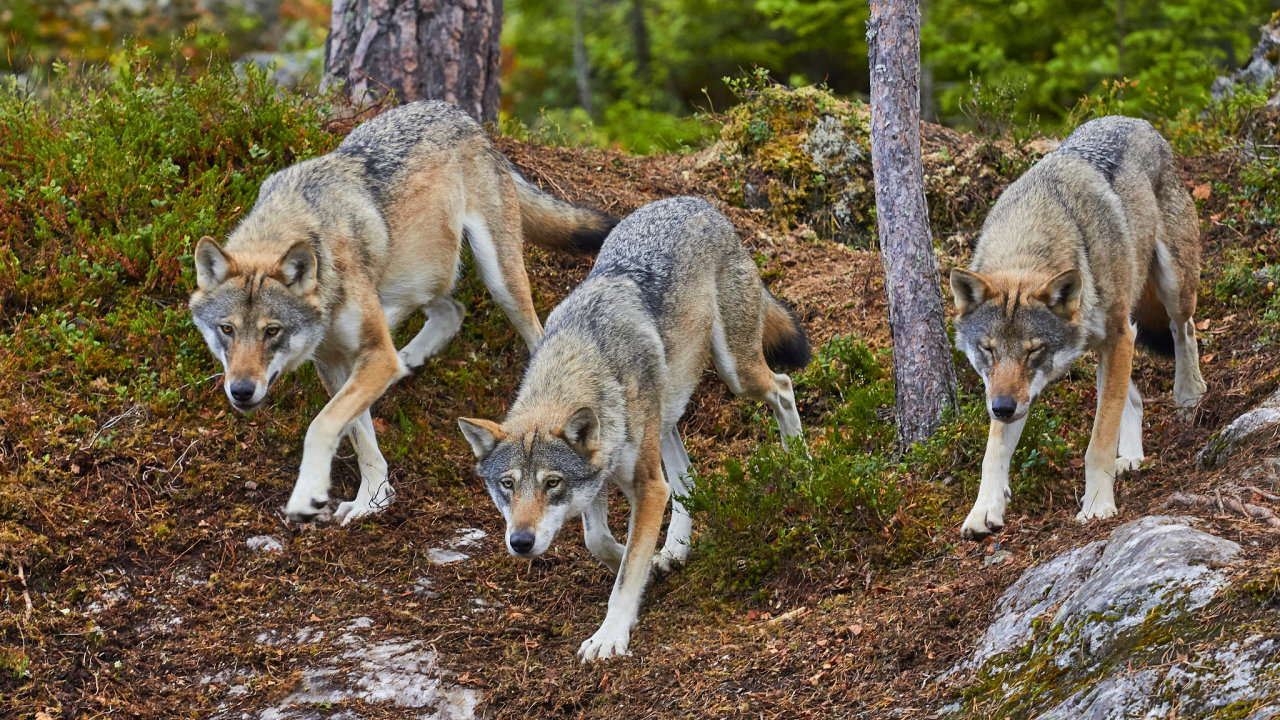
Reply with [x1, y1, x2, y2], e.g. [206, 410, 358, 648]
[991, 394, 1017, 420]
[508, 529, 535, 555]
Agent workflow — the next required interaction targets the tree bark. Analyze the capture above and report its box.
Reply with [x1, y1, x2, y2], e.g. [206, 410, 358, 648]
[323, 0, 503, 122]
[573, 0, 593, 115]
[631, 0, 651, 81]
[867, 0, 957, 447]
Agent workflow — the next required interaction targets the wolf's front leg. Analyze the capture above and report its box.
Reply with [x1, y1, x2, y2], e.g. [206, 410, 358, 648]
[285, 308, 407, 523]
[961, 414, 1028, 540]
[333, 410, 394, 525]
[1079, 334, 1134, 522]
[653, 427, 693, 573]
[582, 484, 624, 574]
[578, 434, 667, 662]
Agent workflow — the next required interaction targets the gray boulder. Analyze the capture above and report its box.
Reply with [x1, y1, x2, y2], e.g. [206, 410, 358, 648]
[1199, 387, 1280, 469]
[943, 516, 1279, 719]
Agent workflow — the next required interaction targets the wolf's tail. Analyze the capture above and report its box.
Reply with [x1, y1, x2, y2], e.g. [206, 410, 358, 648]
[509, 170, 617, 254]
[761, 289, 812, 371]
[1133, 279, 1175, 356]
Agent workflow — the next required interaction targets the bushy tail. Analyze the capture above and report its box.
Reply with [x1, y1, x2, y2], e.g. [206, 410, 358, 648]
[510, 171, 617, 254]
[1133, 279, 1175, 356]
[761, 289, 812, 371]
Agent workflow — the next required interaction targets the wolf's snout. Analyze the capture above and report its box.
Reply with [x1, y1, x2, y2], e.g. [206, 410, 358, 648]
[508, 529, 535, 555]
[991, 394, 1017, 420]
[229, 380, 257, 404]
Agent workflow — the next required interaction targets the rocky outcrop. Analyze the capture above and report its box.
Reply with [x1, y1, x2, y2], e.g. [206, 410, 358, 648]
[1199, 387, 1280, 469]
[942, 516, 1279, 719]
[1212, 15, 1280, 107]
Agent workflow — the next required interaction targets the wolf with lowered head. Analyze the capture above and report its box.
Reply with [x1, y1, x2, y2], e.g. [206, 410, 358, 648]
[458, 196, 811, 661]
[951, 116, 1207, 540]
[189, 101, 614, 525]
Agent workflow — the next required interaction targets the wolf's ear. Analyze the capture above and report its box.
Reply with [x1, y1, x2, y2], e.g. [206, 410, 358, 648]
[276, 240, 317, 295]
[1036, 269, 1083, 319]
[950, 268, 993, 316]
[558, 406, 600, 457]
[194, 236, 234, 290]
[458, 418, 507, 460]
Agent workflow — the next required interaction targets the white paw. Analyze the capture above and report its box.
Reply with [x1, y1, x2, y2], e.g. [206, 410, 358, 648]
[335, 486, 395, 526]
[397, 348, 426, 370]
[1174, 380, 1207, 410]
[961, 501, 1006, 540]
[651, 547, 687, 574]
[1076, 499, 1118, 523]
[578, 623, 632, 662]
[284, 493, 331, 523]
[1115, 456, 1143, 474]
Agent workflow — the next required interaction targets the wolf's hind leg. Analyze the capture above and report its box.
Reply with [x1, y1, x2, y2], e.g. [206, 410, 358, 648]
[1152, 237, 1206, 410]
[1116, 380, 1145, 474]
[961, 414, 1028, 540]
[464, 210, 542, 352]
[711, 315, 804, 443]
[397, 296, 465, 369]
[582, 485, 624, 574]
[334, 410, 394, 525]
[653, 427, 693, 573]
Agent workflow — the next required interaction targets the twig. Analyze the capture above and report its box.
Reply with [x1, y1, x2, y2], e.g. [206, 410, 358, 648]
[1165, 491, 1280, 529]
[17, 563, 33, 620]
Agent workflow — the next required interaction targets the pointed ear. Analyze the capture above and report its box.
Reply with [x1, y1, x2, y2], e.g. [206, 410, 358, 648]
[275, 240, 317, 295]
[1035, 269, 1082, 319]
[557, 406, 599, 456]
[194, 236, 234, 290]
[458, 418, 506, 460]
[950, 268, 993, 316]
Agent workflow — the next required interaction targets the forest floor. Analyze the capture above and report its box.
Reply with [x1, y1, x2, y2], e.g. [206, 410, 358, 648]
[4, 105, 1280, 719]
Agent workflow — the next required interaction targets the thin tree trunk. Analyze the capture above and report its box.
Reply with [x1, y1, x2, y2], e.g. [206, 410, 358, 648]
[867, 0, 957, 447]
[573, 0, 593, 115]
[631, 0, 651, 82]
[323, 0, 503, 122]
[1116, 0, 1127, 76]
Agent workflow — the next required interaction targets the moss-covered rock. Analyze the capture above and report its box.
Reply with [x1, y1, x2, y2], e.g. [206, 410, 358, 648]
[943, 516, 1280, 720]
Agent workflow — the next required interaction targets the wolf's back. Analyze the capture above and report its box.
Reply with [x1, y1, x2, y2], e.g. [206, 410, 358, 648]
[1055, 116, 1176, 190]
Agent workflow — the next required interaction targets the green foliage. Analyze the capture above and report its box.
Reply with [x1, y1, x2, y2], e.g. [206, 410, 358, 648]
[498, 101, 714, 155]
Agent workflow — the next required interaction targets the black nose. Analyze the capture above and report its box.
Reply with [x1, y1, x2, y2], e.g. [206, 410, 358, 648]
[229, 380, 257, 404]
[991, 394, 1017, 420]
[509, 529, 535, 554]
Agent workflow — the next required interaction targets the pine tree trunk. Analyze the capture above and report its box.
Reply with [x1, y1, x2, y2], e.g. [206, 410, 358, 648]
[867, 0, 957, 447]
[573, 0, 593, 115]
[323, 0, 503, 122]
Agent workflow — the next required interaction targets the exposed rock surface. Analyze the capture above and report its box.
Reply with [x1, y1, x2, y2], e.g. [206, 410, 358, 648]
[1199, 387, 1280, 469]
[1212, 16, 1280, 107]
[943, 516, 1279, 719]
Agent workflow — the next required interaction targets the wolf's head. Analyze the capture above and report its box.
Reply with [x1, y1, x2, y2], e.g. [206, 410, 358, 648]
[951, 268, 1086, 423]
[189, 237, 325, 413]
[457, 408, 606, 557]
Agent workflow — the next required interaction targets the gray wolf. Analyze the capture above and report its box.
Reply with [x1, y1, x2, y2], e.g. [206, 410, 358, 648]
[950, 115, 1207, 539]
[189, 100, 615, 525]
[456, 197, 810, 660]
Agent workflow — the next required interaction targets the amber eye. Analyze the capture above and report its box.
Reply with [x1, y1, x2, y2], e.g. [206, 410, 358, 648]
[500, 479, 514, 490]
[219, 324, 234, 336]
[1027, 343, 1044, 359]
[265, 326, 281, 338]
[546, 477, 562, 489]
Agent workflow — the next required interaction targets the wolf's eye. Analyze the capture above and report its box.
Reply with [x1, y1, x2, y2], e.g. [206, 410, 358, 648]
[1027, 343, 1045, 359]
[265, 326, 281, 338]
[219, 324, 234, 336]
[546, 476, 562, 489]
[499, 479, 513, 490]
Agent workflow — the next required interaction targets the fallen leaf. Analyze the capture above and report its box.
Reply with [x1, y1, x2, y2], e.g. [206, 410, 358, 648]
[1196, 319, 1211, 331]
[373, 417, 391, 433]
[1192, 183, 1211, 200]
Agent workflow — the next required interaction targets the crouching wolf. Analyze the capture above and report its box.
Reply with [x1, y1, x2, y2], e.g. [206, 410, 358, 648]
[457, 197, 811, 661]
[950, 116, 1207, 539]
[189, 101, 615, 525]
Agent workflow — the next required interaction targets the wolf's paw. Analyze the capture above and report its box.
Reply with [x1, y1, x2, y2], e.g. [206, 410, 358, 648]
[1075, 499, 1118, 523]
[961, 503, 1006, 541]
[1174, 379, 1207, 411]
[396, 348, 427, 371]
[1115, 456, 1143, 475]
[651, 547, 687, 574]
[578, 623, 632, 662]
[284, 494, 331, 523]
